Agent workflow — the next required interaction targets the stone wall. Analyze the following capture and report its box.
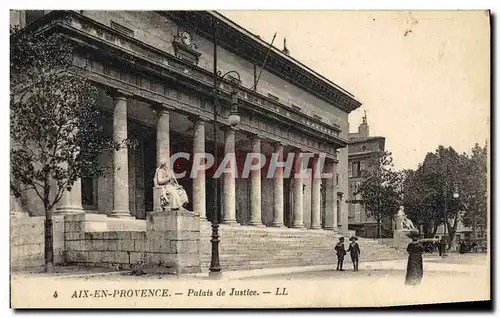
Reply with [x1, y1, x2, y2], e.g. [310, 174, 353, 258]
[10, 213, 65, 269]
[63, 211, 200, 274]
[11, 209, 201, 274]
[64, 214, 146, 269]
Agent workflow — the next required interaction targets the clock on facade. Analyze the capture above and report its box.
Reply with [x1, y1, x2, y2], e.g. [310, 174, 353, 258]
[181, 31, 192, 46]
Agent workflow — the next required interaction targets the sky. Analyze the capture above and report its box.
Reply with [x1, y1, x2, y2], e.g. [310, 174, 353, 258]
[220, 10, 490, 171]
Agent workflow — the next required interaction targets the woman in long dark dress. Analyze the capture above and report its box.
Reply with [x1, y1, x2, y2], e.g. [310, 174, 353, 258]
[405, 232, 424, 286]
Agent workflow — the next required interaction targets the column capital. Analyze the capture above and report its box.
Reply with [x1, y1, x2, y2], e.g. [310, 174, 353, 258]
[188, 114, 211, 123]
[246, 132, 263, 141]
[108, 88, 133, 100]
[219, 124, 237, 133]
[151, 102, 176, 114]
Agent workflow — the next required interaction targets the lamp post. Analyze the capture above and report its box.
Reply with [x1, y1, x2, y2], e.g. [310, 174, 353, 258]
[209, 17, 241, 279]
[442, 175, 459, 257]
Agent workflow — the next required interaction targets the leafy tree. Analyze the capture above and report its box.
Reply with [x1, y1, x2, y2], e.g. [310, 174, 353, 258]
[402, 166, 442, 238]
[456, 143, 488, 239]
[10, 27, 118, 272]
[402, 145, 480, 249]
[355, 151, 402, 238]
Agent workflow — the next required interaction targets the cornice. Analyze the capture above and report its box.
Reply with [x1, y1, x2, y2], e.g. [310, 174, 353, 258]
[160, 10, 362, 113]
[21, 10, 349, 152]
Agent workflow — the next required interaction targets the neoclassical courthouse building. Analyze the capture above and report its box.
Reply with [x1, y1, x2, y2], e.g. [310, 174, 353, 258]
[11, 11, 400, 272]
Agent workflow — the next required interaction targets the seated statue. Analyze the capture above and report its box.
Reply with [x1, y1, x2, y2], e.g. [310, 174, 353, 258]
[394, 206, 416, 230]
[153, 162, 189, 211]
[402, 217, 416, 230]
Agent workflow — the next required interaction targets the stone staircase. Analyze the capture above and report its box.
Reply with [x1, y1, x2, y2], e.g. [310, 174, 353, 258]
[200, 221, 406, 272]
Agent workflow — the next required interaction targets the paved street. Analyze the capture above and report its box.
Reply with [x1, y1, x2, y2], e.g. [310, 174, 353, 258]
[11, 253, 489, 308]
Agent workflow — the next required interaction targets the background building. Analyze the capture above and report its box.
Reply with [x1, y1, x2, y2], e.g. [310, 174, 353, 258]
[347, 112, 391, 238]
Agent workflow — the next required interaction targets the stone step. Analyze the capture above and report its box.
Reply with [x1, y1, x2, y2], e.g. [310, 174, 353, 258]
[199, 225, 405, 271]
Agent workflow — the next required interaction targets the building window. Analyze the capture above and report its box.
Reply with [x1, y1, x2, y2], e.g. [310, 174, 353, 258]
[336, 173, 340, 188]
[110, 21, 134, 37]
[360, 160, 366, 173]
[348, 162, 352, 177]
[352, 161, 360, 177]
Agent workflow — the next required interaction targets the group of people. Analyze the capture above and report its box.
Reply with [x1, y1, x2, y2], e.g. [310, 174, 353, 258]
[334, 236, 361, 271]
[333, 231, 425, 286]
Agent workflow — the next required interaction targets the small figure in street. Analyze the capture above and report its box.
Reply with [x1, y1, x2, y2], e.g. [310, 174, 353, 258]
[347, 236, 361, 271]
[405, 231, 424, 286]
[459, 241, 467, 254]
[335, 237, 346, 271]
[438, 237, 446, 256]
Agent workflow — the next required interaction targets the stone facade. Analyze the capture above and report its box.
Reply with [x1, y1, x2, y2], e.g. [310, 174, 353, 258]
[10, 10, 363, 272]
[347, 113, 391, 238]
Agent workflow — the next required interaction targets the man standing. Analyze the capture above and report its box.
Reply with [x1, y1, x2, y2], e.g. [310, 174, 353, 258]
[335, 237, 346, 271]
[347, 236, 361, 271]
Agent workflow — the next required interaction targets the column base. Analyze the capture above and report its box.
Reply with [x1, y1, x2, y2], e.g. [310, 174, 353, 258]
[271, 223, 285, 228]
[292, 223, 305, 229]
[248, 221, 265, 227]
[221, 220, 238, 225]
[109, 211, 133, 219]
[323, 226, 338, 231]
[54, 206, 84, 215]
[309, 225, 322, 230]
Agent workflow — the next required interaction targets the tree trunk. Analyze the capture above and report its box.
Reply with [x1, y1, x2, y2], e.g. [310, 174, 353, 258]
[43, 174, 54, 273]
[431, 221, 439, 238]
[44, 213, 54, 273]
[377, 214, 381, 238]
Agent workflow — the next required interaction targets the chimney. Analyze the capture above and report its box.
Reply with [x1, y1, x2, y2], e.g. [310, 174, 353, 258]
[358, 110, 369, 138]
[282, 37, 290, 55]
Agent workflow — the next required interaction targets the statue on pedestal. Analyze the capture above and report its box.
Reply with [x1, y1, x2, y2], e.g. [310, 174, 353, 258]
[153, 162, 189, 211]
[394, 206, 416, 231]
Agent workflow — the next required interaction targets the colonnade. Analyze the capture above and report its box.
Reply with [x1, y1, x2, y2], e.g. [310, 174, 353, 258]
[54, 90, 339, 231]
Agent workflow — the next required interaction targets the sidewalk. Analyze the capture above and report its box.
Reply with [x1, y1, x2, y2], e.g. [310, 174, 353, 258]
[11, 253, 488, 281]
[187, 255, 487, 280]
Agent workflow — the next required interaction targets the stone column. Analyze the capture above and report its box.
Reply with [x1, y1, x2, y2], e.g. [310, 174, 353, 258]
[152, 104, 174, 213]
[310, 155, 321, 229]
[221, 127, 237, 224]
[292, 151, 304, 228]
[156, 107, 171, 166]
[191, 116, 206, 219]
[110, 90, 131, 218]
[271, 143, 285, 227]
[248, 134, 263, 226]
[324, 159, 337, 230]
[332, 160, 338, 229]
[54, 178, 84, 214]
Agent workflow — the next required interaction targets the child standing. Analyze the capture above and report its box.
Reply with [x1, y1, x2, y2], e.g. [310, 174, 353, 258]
[335, 237, 346, 271]
[347, 236, 361, 271]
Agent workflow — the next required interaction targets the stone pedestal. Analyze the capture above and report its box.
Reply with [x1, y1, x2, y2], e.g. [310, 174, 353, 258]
[393, 230, 412, 250]
[84, 213, 108, 232]
[153, 186, 165, 212]
[145, 209, 201, 274]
